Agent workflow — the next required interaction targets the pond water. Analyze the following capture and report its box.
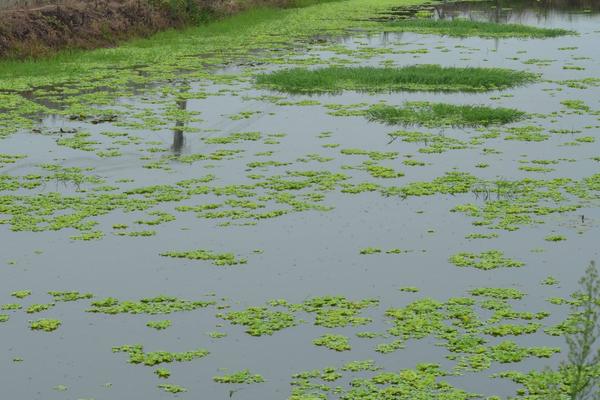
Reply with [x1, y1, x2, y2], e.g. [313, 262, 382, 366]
[0, 0, 599, 399]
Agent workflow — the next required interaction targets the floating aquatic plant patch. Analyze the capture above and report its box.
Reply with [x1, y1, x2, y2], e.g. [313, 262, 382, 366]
[449, 250, 525, 270]
[29, 318, 61, 332]
[382, 19, 575, 38]
[157, 383, 186, 393]
[313, 334, 351, 351]
[112, 344, 209, 366]
[146, 320, 172, 330]
[256, 65, 536, 93]
[160, 249, 247, 266]
[213, 370, 265, 384]
[87, 296, 215, 314]
[366, 102, 526, 127]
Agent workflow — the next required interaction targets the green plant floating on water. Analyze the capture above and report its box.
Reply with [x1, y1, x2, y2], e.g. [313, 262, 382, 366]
[542, 276, 560, 286]
[366, 102, 526, 128]
[290, 363, 481, 399]
[155, 368, 171, 379]
[382, 18, 574, 38]
[48, 291, 93, 302]
[219, 307, 297, 336]
[147, 320, 172, 330]
[30, 318, 61, 332]
[26, 303, 54, 314]
[360, 247, 382, 255]
[449, 250, 525, 270]
[0, 314, 9, 323]
[160, 249, 247, 266]
[112, 344, 209, 366]
[313, 334, 351, 351]
[11, 290, 31, 299]
[87, 295, 214, 314]
[545, 235, 567, 242]
[213, 369, 265, 384]
[256, 65, 536, 93]
[157, 383, 186, 394]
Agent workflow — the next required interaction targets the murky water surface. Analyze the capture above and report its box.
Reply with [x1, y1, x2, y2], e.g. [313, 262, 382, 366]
[1, 0, 599, 399]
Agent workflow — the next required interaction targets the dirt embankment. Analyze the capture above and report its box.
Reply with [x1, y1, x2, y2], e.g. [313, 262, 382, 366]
[0, 0, 289, 59]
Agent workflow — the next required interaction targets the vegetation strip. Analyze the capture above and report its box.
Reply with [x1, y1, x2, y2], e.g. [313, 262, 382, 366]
[256, 65, 537, 93]
[382, 18, 575, 38]
[366, 102, 527, 127]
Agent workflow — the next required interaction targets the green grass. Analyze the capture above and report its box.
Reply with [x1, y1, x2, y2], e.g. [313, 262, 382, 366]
[383, 18, 575, 38]
[256, 65, 537, 93]
[367, 102, 526, 127]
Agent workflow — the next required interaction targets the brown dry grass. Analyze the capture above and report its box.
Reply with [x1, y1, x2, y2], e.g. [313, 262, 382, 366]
[0, 0, 292, 58]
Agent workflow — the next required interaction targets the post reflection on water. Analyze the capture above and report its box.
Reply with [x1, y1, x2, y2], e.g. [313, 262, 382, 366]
[171, 97, 188, 156]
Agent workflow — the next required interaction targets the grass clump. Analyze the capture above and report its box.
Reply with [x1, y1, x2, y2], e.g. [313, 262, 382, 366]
[383, 19, 574, 38]
[367, 102, 526, 128]
[256, 65, 536, 93]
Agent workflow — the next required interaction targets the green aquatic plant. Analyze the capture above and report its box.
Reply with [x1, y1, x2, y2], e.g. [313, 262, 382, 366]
[290, 363, 481, 399]
[154, 368, 171, 379]
[160, 249, 247, 266]
[542, 276, 560, 286]
[399, 287, 420, 293]
[390, 130, 469, 153]
[220, 307, 297, 336]
[375, 339, 405, 353]
[213, 369, 265, 384]
[449, 250, 525, 270]
[29, 318, 61, 332]
[382, 18, 574, 38]
[157, 383, 186, 393]
[256, 65, 536, 93]
[359, 247, 382, 255]
[313, 334, 351, 351]
[48, 291, 93, 301]
[203, 131, 261, 144]
[146, 320, 172, 330]
[465, 233, 498, 239]
[11, 290, 31, 299]
[1, 303, 21, 310]
[113, 344, 209, 366]
[26, 303, 54, 314]
[296, 296, 378, 328]
[88, 295, 214, 314]
[367, 102, 526, 128]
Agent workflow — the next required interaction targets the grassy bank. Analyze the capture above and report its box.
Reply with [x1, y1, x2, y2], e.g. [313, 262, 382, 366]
[0, 0, 422, 88]
[0, 0, 302, 59]
[256, 65, 537, 93]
